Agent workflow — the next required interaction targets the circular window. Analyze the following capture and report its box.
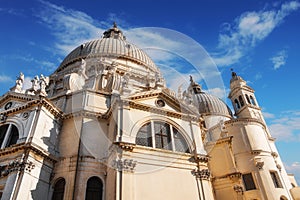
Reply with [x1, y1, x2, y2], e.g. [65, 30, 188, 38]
[22, 112, 30, 119]
[155, 99, 165, 107]
[4, 102, 13, 110]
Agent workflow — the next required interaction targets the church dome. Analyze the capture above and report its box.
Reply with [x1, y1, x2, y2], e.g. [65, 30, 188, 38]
[185, 77, 233, 117]
[193, 92, 233, 117]
[56, 23, 157, 73]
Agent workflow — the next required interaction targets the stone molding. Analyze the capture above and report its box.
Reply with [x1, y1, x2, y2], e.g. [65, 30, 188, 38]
[254, 157, 264, 170]
[192, 168, 210, 180]
[233, 184, 244, 194]
[194, 154, 209, 163]
[115, 142, 136, 152]
[113, 159, 137, 172]
[0, 96, 63, 119]
[0, 159, 35, 177]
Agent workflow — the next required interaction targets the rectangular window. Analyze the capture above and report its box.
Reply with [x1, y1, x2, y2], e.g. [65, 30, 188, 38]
[270, 171, 283, 188]
[242, 173, 256, 191]
[154, 122, 172, 150]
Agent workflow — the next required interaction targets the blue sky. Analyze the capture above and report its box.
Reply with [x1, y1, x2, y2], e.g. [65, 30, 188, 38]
[0, 0, 300, 182]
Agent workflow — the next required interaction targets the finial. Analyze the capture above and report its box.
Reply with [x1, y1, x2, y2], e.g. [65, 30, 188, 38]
[113, 22, 117, 28]
[231, 68, 237, 78]
[189, 75, 194, 83]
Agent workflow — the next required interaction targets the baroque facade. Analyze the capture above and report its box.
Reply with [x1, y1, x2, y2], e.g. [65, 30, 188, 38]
[0, 23, 300, 200]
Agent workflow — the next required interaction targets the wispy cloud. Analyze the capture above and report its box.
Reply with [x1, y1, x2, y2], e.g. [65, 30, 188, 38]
[35, 1, 227, 99]
[213, 1, 300, 67]
[267, 110, 300, 141]
[36, 0, 104, 55]
[0, 75, 13, 83]
[1, 54, 57, 73]
[270, 50, 288, 69]
[284, 162, 300, 184]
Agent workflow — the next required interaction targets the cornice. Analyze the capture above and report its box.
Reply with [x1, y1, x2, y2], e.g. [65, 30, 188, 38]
[228, 85, 255, 98]
[0, 92, 36, 105]
[0, 143, 58, 163]
[127, 100, 199, 121]
[0, 97, 63, 120]
[216, 136, 233, 145]
[225, 117, 265, 128]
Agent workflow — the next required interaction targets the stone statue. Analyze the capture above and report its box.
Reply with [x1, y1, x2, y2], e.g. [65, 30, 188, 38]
[39, 74, 49, 96]
[79, 58, 88, 80]
[25, 75, 39, 95]
[10, 72, 24, 93]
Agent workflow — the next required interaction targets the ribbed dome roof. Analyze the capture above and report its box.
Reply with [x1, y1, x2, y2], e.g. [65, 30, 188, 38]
[193, 92, 233, 117]
[184, 77, 233, 118]
[56, 23, 157, 73]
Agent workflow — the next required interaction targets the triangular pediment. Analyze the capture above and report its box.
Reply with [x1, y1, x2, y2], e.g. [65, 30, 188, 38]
[127, 89, 197, 115]
[0, 92, 37, 112]
[0, 92, 62, 119]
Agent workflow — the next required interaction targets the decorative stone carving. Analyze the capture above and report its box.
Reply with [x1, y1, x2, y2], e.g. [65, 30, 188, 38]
[233, 185, 244, 194]
[0, 113, 7, 123]
[271, 151, 278, 158]
[254, 158, 264, 170]
[229, 172, 242, 182]
[113, 159, 137, 172]
[10, 72, 24, 93]
[0, 159, 35, 178]
[192, 169, 210, 180]
[79, 59, 88, 80]
[276, 163, 282, 171]
[26, 75, 39, 95]
[116, 142, 136, 151]
[38, 74, 49, 97]
[194, 154, 209, 163]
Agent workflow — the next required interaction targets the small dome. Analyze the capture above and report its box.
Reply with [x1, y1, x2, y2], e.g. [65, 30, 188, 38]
[193, 92, 233, 117]
[184, 77, 233, 117]
[56, 23, 157, 74]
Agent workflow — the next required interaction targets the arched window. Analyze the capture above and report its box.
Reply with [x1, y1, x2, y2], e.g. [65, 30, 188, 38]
[245, 94, 251, 104]
[135, 123, 152, 147]
[136, 121, 190, 153]
[52, 178, 65, 200]
[0, 124, 19, 149]
[7, 125, 18, 147]
[85, 176, 103, 200]
[0, 124, 9, 147]
[239, 95, 244, 107]
[280, 196, 288, 200]
[234, 99, 240, 110]
[250, 96, 256, 106]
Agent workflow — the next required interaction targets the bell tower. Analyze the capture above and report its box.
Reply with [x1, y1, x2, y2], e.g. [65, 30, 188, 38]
[228, 70, 264, 121]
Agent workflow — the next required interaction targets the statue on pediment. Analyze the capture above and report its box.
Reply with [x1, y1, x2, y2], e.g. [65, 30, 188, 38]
[10, 72, 24, 93]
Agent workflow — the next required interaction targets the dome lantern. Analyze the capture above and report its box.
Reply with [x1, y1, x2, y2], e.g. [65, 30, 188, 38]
[102, 22, 126, 40]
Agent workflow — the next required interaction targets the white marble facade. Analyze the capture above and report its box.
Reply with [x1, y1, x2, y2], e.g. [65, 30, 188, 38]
[0, 23, 299, 200]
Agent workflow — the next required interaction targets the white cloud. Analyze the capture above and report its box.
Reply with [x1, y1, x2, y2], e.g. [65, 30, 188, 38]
[255, 72, 263, 80]
[36, 0, 103, 55]
[35, 1, 226, 97]
[0, 75, 13, 83]
[262, 111, 275, 119]
[284, 162, 300, 184]
[267, 110, 300, 141]
[213, 1, 300, 67]
[3, 54, 57, 73]
[270, 50, 288, 70]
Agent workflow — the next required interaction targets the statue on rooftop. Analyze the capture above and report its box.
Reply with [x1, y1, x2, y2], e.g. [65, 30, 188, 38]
[10, 72, 24, 93]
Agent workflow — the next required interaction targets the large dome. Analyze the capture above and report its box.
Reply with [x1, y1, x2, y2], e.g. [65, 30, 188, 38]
[56, 23, 157, 73]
